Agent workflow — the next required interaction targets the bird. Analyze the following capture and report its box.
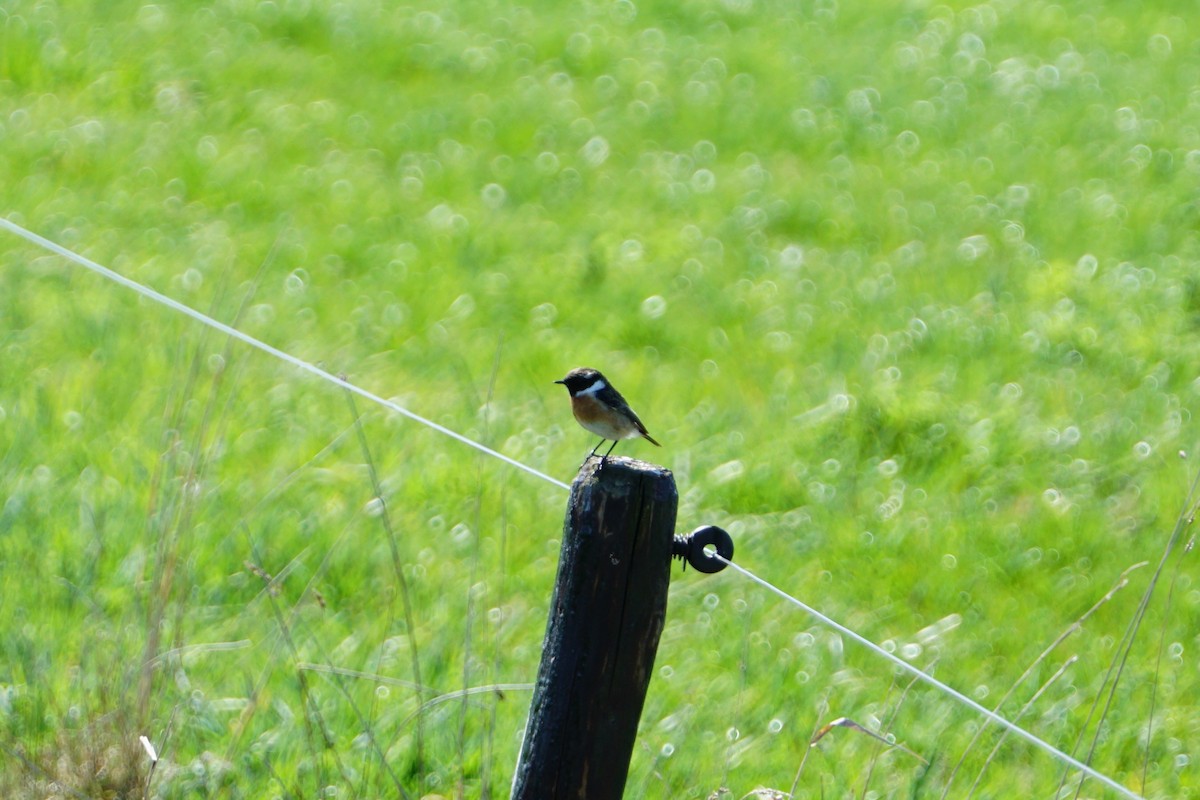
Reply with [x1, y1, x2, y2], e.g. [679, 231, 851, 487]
[555, 367, 661, 466]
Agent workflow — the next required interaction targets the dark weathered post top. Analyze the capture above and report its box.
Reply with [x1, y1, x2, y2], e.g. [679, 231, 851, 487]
[511, 456, 677, 800]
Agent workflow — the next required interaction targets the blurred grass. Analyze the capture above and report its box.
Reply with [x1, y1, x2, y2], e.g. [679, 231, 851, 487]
[2, 0, 1199, 797]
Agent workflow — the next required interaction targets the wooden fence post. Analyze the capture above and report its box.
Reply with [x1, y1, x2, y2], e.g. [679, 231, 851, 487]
[511, 456, 678, 800]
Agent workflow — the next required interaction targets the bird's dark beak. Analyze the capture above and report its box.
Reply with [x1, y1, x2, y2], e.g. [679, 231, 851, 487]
[554, 379, 565, 385]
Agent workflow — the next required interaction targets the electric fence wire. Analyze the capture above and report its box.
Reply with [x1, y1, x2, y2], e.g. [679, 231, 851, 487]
[715, 554, 1143, 800]
[0, 217, 570, 491]
[1, 217, 1143, 799]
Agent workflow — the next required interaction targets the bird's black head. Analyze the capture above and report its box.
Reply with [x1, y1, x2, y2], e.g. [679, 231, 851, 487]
[555, 367, 605, 396]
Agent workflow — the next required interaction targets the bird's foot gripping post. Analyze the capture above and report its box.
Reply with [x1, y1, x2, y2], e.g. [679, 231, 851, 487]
[513, 457, 735, 799]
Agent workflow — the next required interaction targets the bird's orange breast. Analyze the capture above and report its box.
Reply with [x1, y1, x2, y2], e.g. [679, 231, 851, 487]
[570, 394, 610, 424]
[570, 394, 636, 440]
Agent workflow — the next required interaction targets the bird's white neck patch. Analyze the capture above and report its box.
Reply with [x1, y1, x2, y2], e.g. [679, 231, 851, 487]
[577, 379, 606, 397]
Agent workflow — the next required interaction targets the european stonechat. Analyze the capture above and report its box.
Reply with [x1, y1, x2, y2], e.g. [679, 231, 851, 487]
[556, 367, 661, 465]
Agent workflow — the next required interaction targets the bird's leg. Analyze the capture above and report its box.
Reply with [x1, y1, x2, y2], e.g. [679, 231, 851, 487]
[582, 438, 606, 469]
[599, 439, 620, 468]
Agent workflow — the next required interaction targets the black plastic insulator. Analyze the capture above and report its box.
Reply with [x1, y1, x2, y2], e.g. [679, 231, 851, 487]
[672, 525, 734, 573]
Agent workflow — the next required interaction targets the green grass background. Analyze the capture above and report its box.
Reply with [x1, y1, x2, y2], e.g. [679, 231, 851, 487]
[2, 0, 1199, 797]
